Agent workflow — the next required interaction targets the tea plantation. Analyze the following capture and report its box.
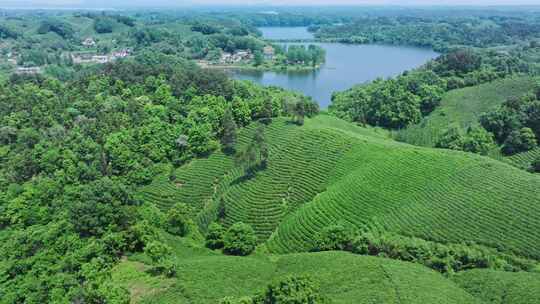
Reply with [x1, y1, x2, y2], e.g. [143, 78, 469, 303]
[453, 269, 540, 304]
[112, 238, 481, 304]
[130, 114, 540, 302]
[395, 76, 536, 148]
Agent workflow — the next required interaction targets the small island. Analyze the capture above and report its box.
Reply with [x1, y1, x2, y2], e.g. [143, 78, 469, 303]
[197, 43, 326, 71]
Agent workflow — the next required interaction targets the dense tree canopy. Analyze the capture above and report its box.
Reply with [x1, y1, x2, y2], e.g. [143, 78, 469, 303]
[0, 51, 317, 301]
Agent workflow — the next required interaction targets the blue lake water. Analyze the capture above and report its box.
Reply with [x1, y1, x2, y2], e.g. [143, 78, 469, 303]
[230, 27, 440, 108]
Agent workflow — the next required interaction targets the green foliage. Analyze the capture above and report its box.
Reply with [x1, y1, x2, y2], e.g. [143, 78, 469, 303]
[331, 77, 422, 129]
[144, 241, 172, 264]
[166, 203, 192, 237]
[502, 127, 538, 155]
[437, 49, 482, 75]
[223, 222, 258, 256]
[206, 222, 226, 250]
[68, 177, 138, 237]
[315, 14, 540, 52]
[462, 126, 496, 155]
[192, 22, 221, 35]
[435, 125, 465, 151]
[314, 223, 356, 252]
[221, 106, 238, 153]
[436, 125, 495, 155]
[94, 17, 116, 33]
[254, 50, 264, 66]
[532, 156, 540, 173]
[254, 275, 325, 304]
[0, 24, 18, 39]
[37, 19, 74, 39]
[280, 45, 326, 67]
[144, 241, 177, 277]
[235, 124, 269, 173]
[478, 91, 540, 155]
[350, 232, 535, 274]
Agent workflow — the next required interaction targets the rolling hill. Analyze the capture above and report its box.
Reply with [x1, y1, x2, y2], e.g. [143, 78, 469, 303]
[453, 269, 540, 304]
[139, 114, 540, 260]
[393, 76, 540, 170]
[112, 238, 481, 304]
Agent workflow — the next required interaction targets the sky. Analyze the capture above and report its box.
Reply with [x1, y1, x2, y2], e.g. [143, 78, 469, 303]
[2, 0, 540, 8]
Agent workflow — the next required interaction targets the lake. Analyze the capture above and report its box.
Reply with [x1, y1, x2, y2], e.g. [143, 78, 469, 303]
[229, 27, 440, 108]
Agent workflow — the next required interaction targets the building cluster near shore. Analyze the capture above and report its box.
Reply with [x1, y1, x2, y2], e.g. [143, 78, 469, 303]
[220, 50, 253, 64]
[198, 45, 275, 68]
[4, 37, 132, 75]
[70, 49, 131, 65]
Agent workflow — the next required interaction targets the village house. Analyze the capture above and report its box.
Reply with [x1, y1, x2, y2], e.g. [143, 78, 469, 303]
[220, 50, 253, 64]
[15, 67, 41, 75]
[71, 52, 95, 64]
[111, 49, 131, 59]
[263, 45, 275, 60]
[91, 55, 110, 64]
[82, 37, 96, 48]
[71, 49, 131, 65]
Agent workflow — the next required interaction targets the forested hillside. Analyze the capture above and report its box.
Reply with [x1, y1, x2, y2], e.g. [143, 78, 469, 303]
[0, 53, 317, 302]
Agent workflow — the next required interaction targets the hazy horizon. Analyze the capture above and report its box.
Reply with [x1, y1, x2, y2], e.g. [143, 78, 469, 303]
[3, 0, 540, 9]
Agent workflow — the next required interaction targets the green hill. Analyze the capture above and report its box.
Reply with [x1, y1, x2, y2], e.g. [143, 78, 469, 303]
[111, 241, 480, 304]
[394, 76, 536, 147]
[393, 76, 539, 170]
[452, 269, 540, 304]
[139, 114, 540, 260]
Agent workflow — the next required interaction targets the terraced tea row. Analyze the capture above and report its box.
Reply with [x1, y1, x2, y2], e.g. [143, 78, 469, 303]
[123, 249, 479, 304]
[140, 115, 540, 260]
[453, 269, 540, 304]
[504, 148, 540, 170]
[267, 132, 540, 259]
[221, 127, 355, 240]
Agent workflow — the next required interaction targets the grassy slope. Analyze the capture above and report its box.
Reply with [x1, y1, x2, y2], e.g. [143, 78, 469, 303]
[112, 238, 479, 304]
[394, 76, 539, 169]
[452, 269, 540, 304]
[139, 115, 540, 259]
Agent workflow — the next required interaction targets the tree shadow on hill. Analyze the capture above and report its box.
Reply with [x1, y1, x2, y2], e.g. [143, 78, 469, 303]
[221, 146, 236, 156]
[230, 162, 267, 186]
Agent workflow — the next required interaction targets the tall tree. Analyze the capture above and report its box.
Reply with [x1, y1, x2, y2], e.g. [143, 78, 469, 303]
[294, 100, 306, 125]
[235, 124, 268, 173]
[221, 106, 238, 154]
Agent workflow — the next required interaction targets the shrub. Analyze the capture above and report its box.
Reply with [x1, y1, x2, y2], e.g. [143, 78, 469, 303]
[94, 17, 115, 34]
[223, 222, 257, 256]
[502, 127, 538, 155]
[254, 275, 325, 304]
[206, 222, 226, 250]
[349, 232, 534, 274]
[126, 220, 159, 252]
[532, 157, 540, 173]
[166, 203, 192, 236]
[314, 223, 356, 252]
[153, 259, 178, 278]
[144, 241, 171, 264]
[144, 241, 177, 277]
[436, 125, 464, 151]
[462, 126, 496, 155]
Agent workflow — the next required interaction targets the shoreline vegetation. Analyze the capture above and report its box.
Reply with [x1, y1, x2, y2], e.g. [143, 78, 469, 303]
[197, 60, 323, 72]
